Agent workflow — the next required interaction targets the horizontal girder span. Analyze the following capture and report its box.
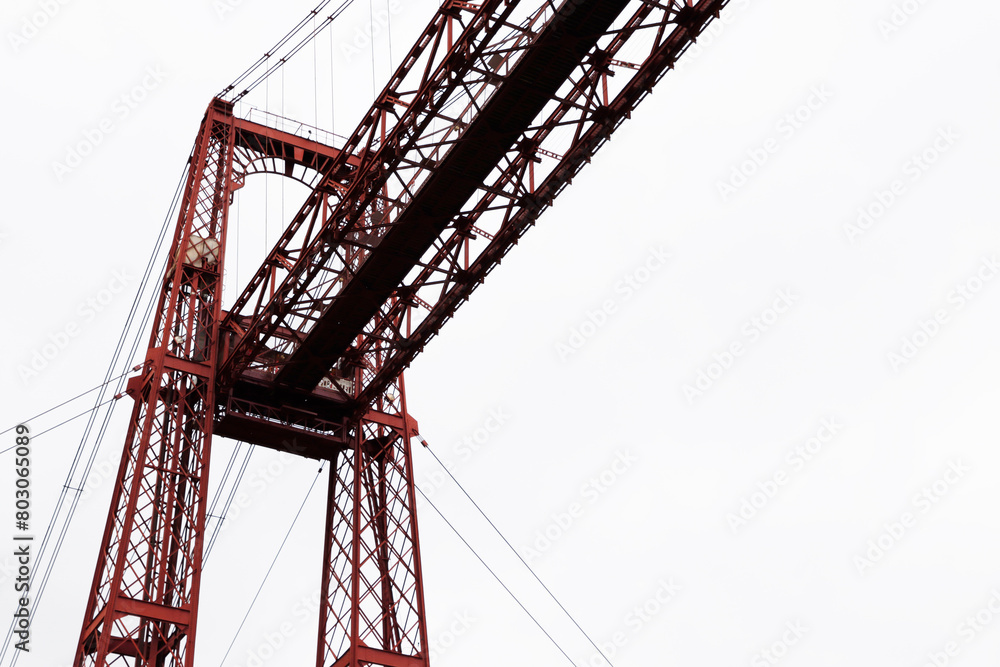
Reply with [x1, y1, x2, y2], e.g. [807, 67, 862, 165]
[217, 0, 528, 392]
[217, 0, 729, 413]
[219, 0, 635, 395]
[276, 0, 635, 388]
[356, 0, 728, 406]
[231, 116, 356, 183]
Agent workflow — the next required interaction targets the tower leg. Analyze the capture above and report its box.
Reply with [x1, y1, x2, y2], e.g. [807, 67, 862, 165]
[74, 99, 235, 667]
[317, 376, 430, 667]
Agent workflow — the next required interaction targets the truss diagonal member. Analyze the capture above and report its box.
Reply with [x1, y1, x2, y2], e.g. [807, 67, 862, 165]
[73, 98, 236, 667]
[219, 0, 640, 395]
[351, 0, 730, 407]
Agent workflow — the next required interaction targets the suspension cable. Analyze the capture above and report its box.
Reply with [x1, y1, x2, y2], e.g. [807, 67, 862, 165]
[0, 368, 135, 439]
[218, 463, 325, 667]
[0, 157, 187, 667]
[422, 444, 615, 665]
[222, 0, 358, 103]
[414, 484, 579, 666]
[204, 445, 256, 564]
[0, 396, 121, 457]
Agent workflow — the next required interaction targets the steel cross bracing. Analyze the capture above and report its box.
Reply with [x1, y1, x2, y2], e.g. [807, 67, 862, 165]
[71, 102, 376, 667]
[217, 0, 727, 414]
[74, 99, 237, 667]
[72, 2, 729, 667]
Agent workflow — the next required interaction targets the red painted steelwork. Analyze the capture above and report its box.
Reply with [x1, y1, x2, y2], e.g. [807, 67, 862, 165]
[73, 1, 729, 666]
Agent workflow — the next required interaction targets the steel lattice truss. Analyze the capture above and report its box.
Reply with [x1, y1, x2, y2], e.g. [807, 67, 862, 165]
[218, 0, 727, 411]
[319, 376, 427, 667]
[76, 101, 236, 667]
[73, 2, 729, 667]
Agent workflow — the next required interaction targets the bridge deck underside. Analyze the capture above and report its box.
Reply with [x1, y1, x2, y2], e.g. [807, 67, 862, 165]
[274, 0, 634, 390]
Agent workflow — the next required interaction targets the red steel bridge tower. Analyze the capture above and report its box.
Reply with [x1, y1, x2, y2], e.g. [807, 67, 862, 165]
[72, 1, 727, 666]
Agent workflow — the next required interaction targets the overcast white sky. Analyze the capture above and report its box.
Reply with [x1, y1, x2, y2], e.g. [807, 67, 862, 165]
[2, 1, 1000, 666]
